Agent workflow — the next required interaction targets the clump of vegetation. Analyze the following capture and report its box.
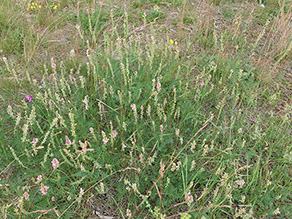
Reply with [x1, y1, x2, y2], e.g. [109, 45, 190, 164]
[1, 0, 292, 218]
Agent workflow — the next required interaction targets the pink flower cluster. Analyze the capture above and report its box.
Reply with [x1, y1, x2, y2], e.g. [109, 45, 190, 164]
[31, 138, 38, 143]
[186, 192, 194, 205]
[40, 185, 49, 196]
[24, 192, 30, 201]
[51, 158, 60, 170]
[65, 136, 73, 146]
[37, 175, 42, 182]
[130, 104, 136, 111]
[103, 137, 109, 144]
[157, 81, 161, 89]
[112, 130, 118, 138]
[25, 95, 32, 102]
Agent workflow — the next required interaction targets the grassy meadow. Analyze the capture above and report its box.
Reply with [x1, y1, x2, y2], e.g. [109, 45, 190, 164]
[1, 0, 292, 218]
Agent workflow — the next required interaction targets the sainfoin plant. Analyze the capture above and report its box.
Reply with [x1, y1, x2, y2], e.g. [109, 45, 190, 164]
[0, 31, 211, 218]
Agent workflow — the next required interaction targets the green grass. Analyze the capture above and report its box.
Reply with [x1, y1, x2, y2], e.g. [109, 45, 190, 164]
[1, 0, 292, 218]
